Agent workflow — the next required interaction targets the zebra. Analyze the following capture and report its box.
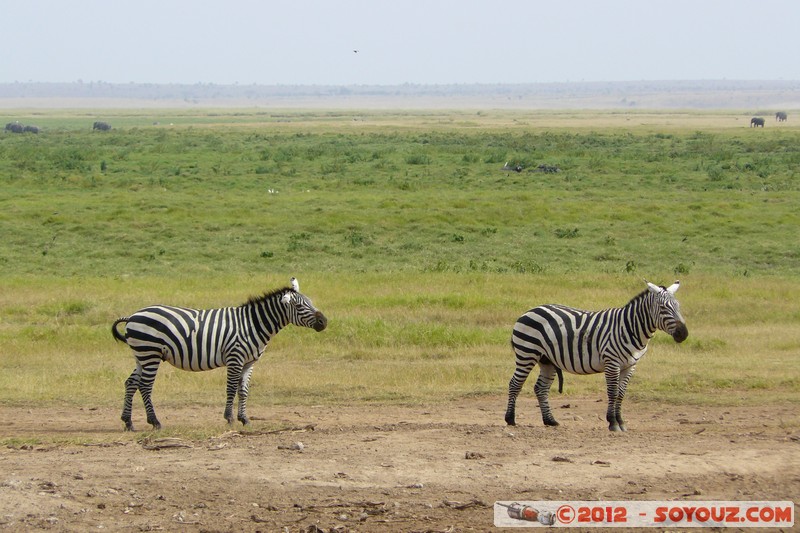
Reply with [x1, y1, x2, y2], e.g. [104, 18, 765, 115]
[112, 277, 327, 431]
[504, 280, 688, 431]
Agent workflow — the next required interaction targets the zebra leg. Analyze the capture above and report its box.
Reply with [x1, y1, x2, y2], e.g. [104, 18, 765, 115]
[121, 364, 142, 431]
[236, 362, 256, 426]
[534, 364, 560, 427]
[505, 351, 539, 426]
[614, 366, 636, 432]
[604, 365, 622, 431]
[137, 361, 162, 430]
[224, 362, 243, 424]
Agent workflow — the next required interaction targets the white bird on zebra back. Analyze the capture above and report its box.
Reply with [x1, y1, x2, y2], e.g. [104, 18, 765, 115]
[112, 277, 327, 431]
[505, 279, 688, 431]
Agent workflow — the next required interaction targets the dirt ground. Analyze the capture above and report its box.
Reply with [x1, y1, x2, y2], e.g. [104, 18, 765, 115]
[1, 398, 798, 532]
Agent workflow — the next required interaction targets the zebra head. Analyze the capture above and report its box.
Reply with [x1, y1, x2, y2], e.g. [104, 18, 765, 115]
[281, 277, 328, 332]
[645, 280, 688, 343]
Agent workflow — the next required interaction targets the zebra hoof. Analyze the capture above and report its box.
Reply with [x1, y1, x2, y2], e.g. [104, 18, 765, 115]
[608, 424, 621, 432]
[504, 413, 516, 426]
[238, 417, 251, 426]
[543, 418, 560, 427]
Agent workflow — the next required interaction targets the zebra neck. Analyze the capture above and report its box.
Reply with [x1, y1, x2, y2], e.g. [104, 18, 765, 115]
[621, 292, 658, 349]
[246, 296, 290, 343]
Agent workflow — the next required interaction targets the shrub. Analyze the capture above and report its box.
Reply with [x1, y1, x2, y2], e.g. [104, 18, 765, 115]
[406, 153, 431, 165]
[554, 227, 580, 239]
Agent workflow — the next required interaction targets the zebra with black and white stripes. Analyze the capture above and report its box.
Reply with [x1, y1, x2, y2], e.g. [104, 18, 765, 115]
[505, 280, 688, 431]
[112, 278, 327, 431]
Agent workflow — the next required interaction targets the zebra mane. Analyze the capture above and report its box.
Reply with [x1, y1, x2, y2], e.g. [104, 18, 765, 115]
[627, 289, 653, 307]
[244, 286, 294, 307]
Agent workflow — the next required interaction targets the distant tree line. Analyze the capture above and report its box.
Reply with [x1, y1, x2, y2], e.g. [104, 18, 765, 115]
[1, 80, 799, 102]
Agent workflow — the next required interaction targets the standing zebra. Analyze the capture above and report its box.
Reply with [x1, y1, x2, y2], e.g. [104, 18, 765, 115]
[112, 278, 327, 431]
[505, 280, 688, 431]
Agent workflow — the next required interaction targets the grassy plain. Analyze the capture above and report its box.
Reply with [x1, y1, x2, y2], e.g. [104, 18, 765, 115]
[0, 109, 798, 428]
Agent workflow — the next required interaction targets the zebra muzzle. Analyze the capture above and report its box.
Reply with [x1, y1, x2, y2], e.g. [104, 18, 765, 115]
[672, 323, 688, 343]
[313, 312, 328, 332]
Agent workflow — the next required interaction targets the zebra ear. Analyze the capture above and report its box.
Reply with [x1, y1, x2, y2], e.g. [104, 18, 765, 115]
[666, 280, 680, 294]
[644, 280, 662, 294]
[281, 292, 293, 304]
[291, 277, 300, 292]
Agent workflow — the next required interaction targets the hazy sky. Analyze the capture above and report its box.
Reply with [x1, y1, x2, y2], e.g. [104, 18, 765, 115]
[3, 0, 798, 85]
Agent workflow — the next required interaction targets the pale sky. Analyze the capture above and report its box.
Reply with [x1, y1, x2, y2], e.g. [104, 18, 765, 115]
[3, 0, 798, 85]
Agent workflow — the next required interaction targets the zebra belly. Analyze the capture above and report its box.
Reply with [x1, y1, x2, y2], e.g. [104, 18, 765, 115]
[127, 329, 227, 370]
[161, 334, 227, 371]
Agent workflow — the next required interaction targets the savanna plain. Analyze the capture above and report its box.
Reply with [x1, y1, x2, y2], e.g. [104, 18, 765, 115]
[0, 109, 798, 531]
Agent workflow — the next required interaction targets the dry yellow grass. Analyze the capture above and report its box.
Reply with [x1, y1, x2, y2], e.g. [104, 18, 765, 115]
[1, 273, 797, 414]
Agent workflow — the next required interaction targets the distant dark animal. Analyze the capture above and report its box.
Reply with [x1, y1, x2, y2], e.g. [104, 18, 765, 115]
[505, 280, 688, 431]
[775, 112, 787, 122]
[750, 117, 765, 127]
[5, 122, 24, 133]
[23, 125, 40, 134]
[502, 161, 524, 173]
[111, 278, 327, 431]
[93, 121, 112, 131]
[535, 164, 560, 174]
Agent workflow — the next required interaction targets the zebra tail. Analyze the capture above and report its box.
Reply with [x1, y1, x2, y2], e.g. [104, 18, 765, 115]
[539, 354, 565, 394]
[111, 317, 129, 343]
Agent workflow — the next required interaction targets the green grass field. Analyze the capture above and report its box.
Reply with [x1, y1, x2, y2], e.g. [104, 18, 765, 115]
[1, 109, 798, 422]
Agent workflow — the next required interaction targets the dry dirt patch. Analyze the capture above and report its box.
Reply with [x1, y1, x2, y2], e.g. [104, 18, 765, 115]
[1, 399, 798, 532]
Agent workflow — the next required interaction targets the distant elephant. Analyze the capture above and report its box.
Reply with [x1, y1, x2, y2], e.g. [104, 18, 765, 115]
[750, 117, 765, 127]
[93, 121, 112, 131]
[5, 122, 24, 133]
[775, 112, 788, 122]
[23, 125, 40, 134]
